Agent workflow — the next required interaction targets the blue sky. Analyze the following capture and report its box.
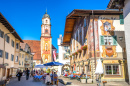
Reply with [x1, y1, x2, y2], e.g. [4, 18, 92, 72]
[0, 0, 110, 52]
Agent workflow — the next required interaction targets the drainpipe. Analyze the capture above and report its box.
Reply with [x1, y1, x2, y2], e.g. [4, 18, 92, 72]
[92, 10, 97, 82]
[3, 31, 15, 65]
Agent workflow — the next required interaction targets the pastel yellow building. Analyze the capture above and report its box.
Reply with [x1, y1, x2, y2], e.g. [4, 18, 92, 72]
[0, 13, 23, 80]
[19, 43, 34, 71]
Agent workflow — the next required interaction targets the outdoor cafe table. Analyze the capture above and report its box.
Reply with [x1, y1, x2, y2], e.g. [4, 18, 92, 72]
[34, 75, 43, 79]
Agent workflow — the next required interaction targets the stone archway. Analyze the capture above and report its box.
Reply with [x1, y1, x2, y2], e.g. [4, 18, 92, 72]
[61, 64, 71, 73]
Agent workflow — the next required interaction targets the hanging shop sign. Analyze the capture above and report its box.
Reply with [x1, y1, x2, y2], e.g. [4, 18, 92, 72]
[103, 60, 119, 64]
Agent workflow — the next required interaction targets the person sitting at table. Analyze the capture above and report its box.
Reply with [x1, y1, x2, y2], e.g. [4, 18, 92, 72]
[45, 73, 51, 84]
[69, 73, 73, 78]
[80, 72, 85, 78]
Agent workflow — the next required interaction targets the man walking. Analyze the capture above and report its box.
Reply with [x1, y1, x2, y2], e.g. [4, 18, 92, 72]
[26, 68, 30, 80]
[17, 70, 22, 81]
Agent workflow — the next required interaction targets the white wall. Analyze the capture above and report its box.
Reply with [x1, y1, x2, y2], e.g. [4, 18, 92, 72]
[123, 0, 130, 84]
[57, 35, 70, 75]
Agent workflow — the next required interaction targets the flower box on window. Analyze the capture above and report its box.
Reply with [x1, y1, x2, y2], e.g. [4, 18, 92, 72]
[74, 52, 78, 55]
[77, 49, 82, 53]
[81, 45, 87, 50]
[70, 55, 72, 58]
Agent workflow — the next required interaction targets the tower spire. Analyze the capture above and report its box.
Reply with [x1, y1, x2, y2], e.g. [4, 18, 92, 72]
[46, 8, 47, 14]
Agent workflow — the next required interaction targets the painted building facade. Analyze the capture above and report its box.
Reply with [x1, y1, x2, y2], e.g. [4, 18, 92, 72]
[63, 10, 127, 82]
[41, 11, 52, 63]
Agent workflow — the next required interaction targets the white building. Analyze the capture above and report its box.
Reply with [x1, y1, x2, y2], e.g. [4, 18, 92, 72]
[57, 35, 70, 75]
[107, 0, 130, 83]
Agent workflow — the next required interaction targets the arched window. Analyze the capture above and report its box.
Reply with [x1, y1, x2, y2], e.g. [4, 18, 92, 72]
[45, 29, 48, 33]
[46, 20, 48, 23]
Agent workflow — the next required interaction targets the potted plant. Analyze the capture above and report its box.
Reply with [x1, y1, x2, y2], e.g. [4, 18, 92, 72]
[81, 45, 87, 50]
[80, 77, 86, 83]
[77, 49, 82, 53]
[70, 55, 72, 58]
[74, 52, 78, 55]
[72, 53, 75, 56]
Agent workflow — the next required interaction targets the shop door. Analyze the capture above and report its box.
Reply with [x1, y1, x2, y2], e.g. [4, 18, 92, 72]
[7, 68, 10, 78]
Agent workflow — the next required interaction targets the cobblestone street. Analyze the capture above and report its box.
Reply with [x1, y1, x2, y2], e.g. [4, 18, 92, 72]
[7, 76, 45, 86]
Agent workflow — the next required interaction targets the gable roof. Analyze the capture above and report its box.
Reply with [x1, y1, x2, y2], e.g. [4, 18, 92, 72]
[0, 13, 23, 42]
[23, 40, 57, 60]
[23, 40, 41, 60]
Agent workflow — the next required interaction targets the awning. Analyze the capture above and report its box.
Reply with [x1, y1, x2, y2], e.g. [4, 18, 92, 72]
[0, 64, 5, 68]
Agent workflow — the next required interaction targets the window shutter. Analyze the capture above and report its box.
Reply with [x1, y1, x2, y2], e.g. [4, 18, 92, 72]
[0, 50, 3, 57]
[120, 14, 124, 24]
[100, 35, 104, 45]
[113, 36, 117, 45]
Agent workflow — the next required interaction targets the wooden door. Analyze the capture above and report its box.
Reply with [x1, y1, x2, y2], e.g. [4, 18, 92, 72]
[7, 68, 10, 78]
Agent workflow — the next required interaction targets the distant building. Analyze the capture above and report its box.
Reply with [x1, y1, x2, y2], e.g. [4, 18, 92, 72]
[24, 10, 57, 66]
[57, 35, 70, 75]
[20, 43, 33, 71]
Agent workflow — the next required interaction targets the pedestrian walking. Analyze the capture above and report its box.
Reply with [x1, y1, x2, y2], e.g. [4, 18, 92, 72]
[31, 70, 33, 77]
[26, 68, 30, 80]
[16, 70, 22, 81]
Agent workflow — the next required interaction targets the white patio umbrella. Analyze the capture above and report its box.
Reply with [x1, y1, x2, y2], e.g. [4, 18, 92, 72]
[95, 59, 103, 74]
[95, 59, 103, 86]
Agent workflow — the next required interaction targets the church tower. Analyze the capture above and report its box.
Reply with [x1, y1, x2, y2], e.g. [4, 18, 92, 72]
[41, 10, 52, 63]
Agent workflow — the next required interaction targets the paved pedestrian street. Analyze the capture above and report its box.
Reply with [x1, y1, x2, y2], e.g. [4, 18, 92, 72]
[7, 76, 45, 86]
[6, 76, 130, 86]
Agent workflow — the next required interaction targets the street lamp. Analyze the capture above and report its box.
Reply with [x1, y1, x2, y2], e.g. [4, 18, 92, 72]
[3, 30, 15, 65]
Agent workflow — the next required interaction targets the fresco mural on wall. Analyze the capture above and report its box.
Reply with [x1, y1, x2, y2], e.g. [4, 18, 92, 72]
[100, 20, 115, 35]
[63, 49, 70, 60]
[42, 38, 51, 63]
[100, 20, 117, 58]
[94, 19, 99, 52]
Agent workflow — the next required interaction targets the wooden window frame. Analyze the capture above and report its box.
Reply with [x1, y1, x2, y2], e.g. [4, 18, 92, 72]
[11, 54, 14, 61]
[105, 64, 120, 75]
[16, 43, 19, 49]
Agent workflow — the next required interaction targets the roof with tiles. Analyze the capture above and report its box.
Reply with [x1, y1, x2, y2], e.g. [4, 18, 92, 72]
[23, 40, 57, 60]
[23, 40, 41, 60]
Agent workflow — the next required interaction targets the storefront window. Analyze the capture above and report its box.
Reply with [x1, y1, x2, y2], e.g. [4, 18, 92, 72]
[105, 65, 120, 75]
[106, 65, 112, 74]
